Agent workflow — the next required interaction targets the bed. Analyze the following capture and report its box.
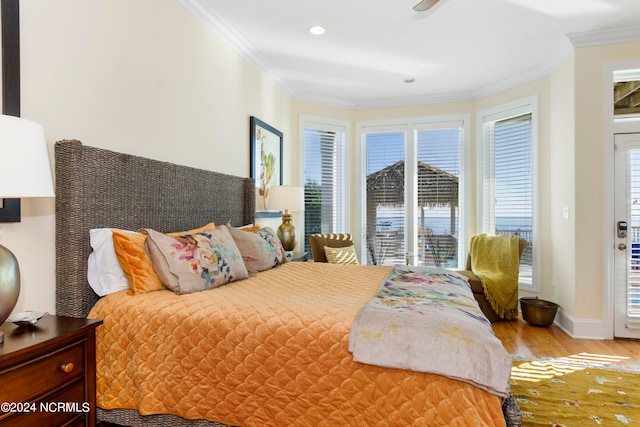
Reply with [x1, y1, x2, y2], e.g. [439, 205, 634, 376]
[54, 140, 519, 426]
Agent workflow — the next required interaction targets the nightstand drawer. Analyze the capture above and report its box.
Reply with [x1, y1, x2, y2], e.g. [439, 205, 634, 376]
[0, 342, 84, 405]
[0, 378, 86, 426]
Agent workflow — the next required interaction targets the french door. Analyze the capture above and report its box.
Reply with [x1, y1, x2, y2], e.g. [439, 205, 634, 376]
[614, 133, 640, 339]
[361, 119, 464, 268]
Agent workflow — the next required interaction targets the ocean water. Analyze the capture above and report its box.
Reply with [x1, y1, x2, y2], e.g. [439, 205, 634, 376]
[375, 216, 531, 234]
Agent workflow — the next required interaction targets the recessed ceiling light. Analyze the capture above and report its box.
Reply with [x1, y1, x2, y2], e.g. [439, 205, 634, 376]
[309, 25, 326, 36]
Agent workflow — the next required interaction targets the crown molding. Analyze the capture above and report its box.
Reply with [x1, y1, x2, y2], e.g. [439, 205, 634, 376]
[291, 93, 357, 109]
[472, 37, 574, 100]
[293, 88, 479, 109]
[568, 26, 640, 48]
[541, 37, 575, 76]
[178, 1, 637, 109]
[178, 0, 295, 98]
[350, 90, 476, 109]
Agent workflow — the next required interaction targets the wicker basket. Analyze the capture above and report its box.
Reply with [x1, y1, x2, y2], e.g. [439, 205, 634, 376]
[520, 297, 558, 327]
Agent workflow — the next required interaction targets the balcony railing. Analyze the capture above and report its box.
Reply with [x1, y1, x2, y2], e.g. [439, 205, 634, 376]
[368, 228, 533, 273]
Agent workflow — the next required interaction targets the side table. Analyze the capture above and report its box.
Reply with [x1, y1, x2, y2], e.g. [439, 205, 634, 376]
[0, 315, 102, 426]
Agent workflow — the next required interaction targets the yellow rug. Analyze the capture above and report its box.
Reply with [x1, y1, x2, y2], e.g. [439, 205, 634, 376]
[511, 355, 639, 426]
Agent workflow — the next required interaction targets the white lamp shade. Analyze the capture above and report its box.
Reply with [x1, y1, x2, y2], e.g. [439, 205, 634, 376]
[268, 186, 304, 211]
[0, 115, 55, 198]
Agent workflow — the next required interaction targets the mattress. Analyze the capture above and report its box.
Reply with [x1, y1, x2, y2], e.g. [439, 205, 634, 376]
[89, 262, 507, 426]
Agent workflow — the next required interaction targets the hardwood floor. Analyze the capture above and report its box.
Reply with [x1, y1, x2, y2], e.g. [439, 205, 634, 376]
[492, 315, 640, 370]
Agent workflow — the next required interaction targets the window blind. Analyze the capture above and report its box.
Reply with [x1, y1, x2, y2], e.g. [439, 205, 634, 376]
[303, 124, 346, 257]
[363, 122, 463, 267]
[416, 125, 462, 268]
[627, 149, 640, 317]
[364, 131, 406, 265]
[483, 112, 533, 281]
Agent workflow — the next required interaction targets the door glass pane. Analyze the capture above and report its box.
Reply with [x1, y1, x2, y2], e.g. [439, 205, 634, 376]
[628, 148, 640, 317]
[365, 131, 405, 265]
[416, 127, 460, 268]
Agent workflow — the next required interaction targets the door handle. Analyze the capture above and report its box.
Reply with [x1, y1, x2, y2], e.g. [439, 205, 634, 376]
[618, 243, 627, 251]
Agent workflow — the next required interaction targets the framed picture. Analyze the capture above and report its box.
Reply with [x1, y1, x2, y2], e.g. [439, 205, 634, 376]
[0, 0, 22, 222]
[250, 116, 283, 211]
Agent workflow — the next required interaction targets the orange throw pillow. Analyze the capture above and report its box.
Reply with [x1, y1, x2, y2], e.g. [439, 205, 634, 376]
[112, 230, 163, 294]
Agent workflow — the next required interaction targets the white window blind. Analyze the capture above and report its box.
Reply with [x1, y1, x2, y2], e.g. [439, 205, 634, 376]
[483, 112, 533, 283]
[303, 121, 346, 257]
[627, 149, 640, 317]
[362, 119, 464, 267]
[416, 125, 462, 268]
[364, 131, 406, 265]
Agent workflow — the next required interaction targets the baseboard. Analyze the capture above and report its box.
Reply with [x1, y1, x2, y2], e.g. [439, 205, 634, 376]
[554, 308, 607, 340]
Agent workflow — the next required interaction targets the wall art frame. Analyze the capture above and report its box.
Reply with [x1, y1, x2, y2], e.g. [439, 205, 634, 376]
[1, 0, 21, 222]
[250, 116, 283, 212]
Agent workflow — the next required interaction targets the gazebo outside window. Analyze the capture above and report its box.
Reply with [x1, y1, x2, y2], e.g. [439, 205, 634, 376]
[365, 160, 459, 267]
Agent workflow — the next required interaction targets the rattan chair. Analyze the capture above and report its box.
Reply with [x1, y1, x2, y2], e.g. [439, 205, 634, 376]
[308, 233, 354, 262]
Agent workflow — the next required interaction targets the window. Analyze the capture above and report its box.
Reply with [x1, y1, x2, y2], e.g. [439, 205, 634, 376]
[416, 126, 462, 268]
[300, 115, 349, 257]
[478, 97, 537, 290]
[359, 117, 466, 267]
[364, 129, 406, 265]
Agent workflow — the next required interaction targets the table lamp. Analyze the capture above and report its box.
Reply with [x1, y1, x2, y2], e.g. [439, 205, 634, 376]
[268, 185, 304, 252]
[0, 114, 55, 343]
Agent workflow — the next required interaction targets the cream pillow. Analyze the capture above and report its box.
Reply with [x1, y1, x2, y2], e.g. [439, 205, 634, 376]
[223, 225, 287, 275]
[324, 245, 359, 265]
[144, 227, 248, 294]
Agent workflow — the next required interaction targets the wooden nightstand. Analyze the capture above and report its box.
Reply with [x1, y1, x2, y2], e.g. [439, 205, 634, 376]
[0, 315, 102, 427]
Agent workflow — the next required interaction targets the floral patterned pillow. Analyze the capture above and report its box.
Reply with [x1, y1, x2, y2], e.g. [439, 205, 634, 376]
[223, 225, 287, 275]
[144, 227, 248, 294]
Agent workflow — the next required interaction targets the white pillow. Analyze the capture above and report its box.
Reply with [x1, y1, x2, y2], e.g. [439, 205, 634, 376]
[87, 228, 131, 296]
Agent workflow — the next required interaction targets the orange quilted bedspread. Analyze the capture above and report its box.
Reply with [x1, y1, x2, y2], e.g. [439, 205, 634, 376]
[89, 263, 506, 426]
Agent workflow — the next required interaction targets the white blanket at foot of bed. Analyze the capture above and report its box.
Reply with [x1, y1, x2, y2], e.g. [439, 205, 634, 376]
[348, 265, 512, 398]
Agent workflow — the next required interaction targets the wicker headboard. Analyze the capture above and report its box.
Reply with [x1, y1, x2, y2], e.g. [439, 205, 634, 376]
[55, 140, 255, 318]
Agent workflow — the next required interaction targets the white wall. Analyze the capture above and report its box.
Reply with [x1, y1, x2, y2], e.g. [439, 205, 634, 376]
[548, 53, 576, 319]
[571, 42, 640, 336]
[7, 0, 291, 315]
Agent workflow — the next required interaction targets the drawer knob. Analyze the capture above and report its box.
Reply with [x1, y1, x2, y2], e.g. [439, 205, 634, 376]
[61, 362, 74, 373]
